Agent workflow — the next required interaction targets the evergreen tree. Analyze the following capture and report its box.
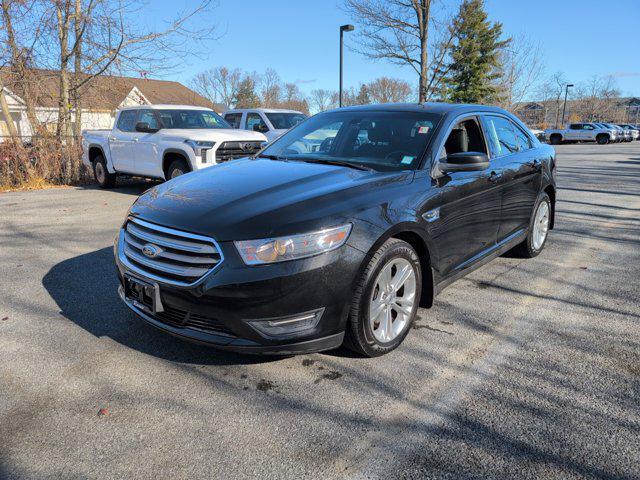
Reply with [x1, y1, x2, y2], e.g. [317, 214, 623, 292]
[234, 76, 261, 108]
[443, 0, 510, 104]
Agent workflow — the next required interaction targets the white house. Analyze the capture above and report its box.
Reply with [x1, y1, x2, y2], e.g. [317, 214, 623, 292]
[0, 69, 219, 141]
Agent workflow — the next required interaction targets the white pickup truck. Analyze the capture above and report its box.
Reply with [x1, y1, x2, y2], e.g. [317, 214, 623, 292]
[222, 108, 307, 142]
[543, 122, 617, 145]
[82, 105, 267, 188]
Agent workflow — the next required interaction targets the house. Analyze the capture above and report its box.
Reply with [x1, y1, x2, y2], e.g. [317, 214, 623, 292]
[0, 69, 221, 140]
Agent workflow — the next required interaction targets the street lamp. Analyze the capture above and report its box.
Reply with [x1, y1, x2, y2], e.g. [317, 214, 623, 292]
[339, 24, 354, 108]
[560, 84, 574, 127]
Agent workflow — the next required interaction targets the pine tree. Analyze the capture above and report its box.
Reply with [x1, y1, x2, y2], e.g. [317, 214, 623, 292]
[234, 76, 261, 108]
[443, 0, 510, 104]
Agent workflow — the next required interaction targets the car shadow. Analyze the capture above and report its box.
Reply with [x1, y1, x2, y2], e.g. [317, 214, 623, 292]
[42, 247, 280, 366]
[79, 177, 161, 196]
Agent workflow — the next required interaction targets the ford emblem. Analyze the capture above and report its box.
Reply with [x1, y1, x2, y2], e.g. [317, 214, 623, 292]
[142, 243, 161, 258]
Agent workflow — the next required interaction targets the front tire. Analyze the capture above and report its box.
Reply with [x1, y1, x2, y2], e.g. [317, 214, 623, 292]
[166, 159, 189, 180]
[92, 155, 116, 188]
[344, 239, 422, 357]
[511, 193, 551, 258]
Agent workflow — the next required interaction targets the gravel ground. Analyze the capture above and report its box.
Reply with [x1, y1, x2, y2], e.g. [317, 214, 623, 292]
[1, 143, 639, 480]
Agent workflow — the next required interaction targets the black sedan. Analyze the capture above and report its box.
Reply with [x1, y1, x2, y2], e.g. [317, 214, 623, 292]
[115, 103, 556, 357]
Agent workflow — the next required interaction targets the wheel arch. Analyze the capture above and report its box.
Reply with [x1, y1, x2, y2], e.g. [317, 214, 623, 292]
[543, 184, 556, 229]
[358, 223, 436, 309]
[162, 149, 192, 178]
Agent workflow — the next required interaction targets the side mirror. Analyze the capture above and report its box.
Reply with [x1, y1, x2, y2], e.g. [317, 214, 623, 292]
[253, 123, 268, 133]
[439, 152, 489, 173]
[135, 122, 159, 133]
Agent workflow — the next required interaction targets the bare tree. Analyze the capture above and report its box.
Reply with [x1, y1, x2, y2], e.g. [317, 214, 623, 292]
[191, 66, 242, 109]
[496, 35, 545, 113]
[344, 0, 433, 102]
[310, 88, 336, 113]
[575, 75, 621, 122]
[366, 77, 412, 103]
[260, 68, 282, 107]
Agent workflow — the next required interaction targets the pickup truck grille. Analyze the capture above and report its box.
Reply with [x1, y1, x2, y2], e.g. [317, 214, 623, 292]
[216, 141, 263, 163]
[121, 217, 223, 286]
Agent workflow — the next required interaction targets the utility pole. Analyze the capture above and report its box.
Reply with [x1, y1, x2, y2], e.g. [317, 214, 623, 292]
[560, 83, 574, 126]
[339, 24, 354, 108]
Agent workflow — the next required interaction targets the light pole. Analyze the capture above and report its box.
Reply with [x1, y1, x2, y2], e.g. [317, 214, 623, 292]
[339, 24, 354, 108]
[560, 83, 574, 127]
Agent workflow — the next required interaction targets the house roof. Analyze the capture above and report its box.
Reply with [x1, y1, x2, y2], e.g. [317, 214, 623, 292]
[0, 68, 222, 111]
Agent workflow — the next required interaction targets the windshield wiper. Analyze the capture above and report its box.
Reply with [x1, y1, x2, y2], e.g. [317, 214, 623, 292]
[296, 158, 374, 171]
[256, 153, 288, 160]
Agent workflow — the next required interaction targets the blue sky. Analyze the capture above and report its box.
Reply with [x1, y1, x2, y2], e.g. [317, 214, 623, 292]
[145, 0, 640, 98]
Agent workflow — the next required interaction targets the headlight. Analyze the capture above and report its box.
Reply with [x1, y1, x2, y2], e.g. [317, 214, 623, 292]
[184, 140, 216, 157]
[235, 224, 352, 265]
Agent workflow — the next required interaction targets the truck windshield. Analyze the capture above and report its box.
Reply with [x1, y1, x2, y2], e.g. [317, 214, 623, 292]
[265, 112, 307, 130]
[157, 110, 231, 129]
[260, 110, 441, 172]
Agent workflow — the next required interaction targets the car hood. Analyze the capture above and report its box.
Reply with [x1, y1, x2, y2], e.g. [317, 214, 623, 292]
[130, 158, 413, 241]
[157, 129, 267, 142]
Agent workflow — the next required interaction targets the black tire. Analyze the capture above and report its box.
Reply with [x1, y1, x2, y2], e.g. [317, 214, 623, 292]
[92, 154, 116, 188]
[510, 193, 551, 259]
[166, 159, 189, 180]
[549, 134, 562, 145]
[343, 238, 422, 357]
[596, 134, 609, 145]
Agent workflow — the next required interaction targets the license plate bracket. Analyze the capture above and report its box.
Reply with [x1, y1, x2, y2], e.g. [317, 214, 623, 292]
[124, 274, 164, 313]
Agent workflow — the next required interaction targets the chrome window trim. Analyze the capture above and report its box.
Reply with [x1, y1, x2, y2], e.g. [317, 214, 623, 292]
[118, 216, 225, 288]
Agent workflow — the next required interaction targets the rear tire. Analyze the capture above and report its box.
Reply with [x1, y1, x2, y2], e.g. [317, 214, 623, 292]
[344, 239, 422, 357]
[166, 159, 189, 180]
[596, 134, 609, 145]
[511, 193, 551, 259]
[92, 154, 116, 188]
[549, 134, 562, 145]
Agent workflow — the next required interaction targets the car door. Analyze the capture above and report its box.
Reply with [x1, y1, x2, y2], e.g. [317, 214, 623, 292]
[425, 115, 502, 276]
[565, 123, 581, 141]
[581, 123, 596, 141]
[134, 109, 162, 177]
[109, 110, 138, 172]
[481, 114, 541, 241]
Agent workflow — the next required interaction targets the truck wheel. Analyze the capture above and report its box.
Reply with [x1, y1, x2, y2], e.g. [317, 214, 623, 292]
[166, 159, 189, 180]
[344, 239, 422, 357]
[511, 193, 551, 259]
[549, 134, 562, 145]
[596, 134, 609, 145]
[92, 154, 117, 188]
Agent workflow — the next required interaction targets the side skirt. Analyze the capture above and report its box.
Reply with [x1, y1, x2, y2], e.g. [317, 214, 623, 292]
[434, 228, 527, 296]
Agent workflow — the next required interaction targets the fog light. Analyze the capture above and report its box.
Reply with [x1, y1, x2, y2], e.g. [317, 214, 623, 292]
[247, 308, 324, 339]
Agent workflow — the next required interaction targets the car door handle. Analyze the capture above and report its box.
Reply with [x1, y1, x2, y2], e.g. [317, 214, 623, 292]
[488, 171, 503, 183]
[109, 136, 117, 141]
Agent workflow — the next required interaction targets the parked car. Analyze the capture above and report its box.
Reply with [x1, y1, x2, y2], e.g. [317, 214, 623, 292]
[82, 105, 268, 187]
[544, 122, 617, 144]
[223, 108, 307, 142]
[115, 102, 556, 357]
[617, 124, 639, 141]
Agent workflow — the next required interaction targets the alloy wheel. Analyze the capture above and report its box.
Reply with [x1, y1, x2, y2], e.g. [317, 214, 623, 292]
[369, 258, 417, 343]
[532, 200, 550, 251]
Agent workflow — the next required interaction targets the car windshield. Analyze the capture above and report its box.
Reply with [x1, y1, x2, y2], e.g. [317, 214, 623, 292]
[265, 112, 307, 130]
[260, 110, 441, 172]
[157, 110, 231, 129]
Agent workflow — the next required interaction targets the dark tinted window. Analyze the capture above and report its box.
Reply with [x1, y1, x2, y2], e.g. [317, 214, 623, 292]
[481, 115, 518, 157]
[224, 113, 242, 129]
[116, 110, 138, 132]
[261, 110, 441, 172]
[246, 113, 268, 131]
[265, 112, 307, 129]
[138, 110, 159, 130]
[157, 110, 230, 129]
[569, 123, 582, 130]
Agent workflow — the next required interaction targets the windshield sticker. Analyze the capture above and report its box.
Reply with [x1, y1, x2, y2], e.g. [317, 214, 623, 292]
[418, 126, 430, 134]
[401, 156, 415, 165]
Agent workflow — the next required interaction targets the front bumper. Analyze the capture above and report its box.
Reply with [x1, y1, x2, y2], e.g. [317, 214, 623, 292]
[114, 228, 364, 354]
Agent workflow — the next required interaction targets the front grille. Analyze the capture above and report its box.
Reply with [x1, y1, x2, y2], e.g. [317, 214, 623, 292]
[133, 292, 235, 337]
[121, 217, 223, 286]
[216, 141, 263, 163]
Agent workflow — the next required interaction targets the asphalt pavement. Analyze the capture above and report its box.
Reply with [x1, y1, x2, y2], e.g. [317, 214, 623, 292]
[1, 143, 639, 479]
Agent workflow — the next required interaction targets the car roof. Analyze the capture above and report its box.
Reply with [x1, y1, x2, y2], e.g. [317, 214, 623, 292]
[224, 108, 305, 114]
[321, 102, 512, 116]
[119, 105, 214, 111]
